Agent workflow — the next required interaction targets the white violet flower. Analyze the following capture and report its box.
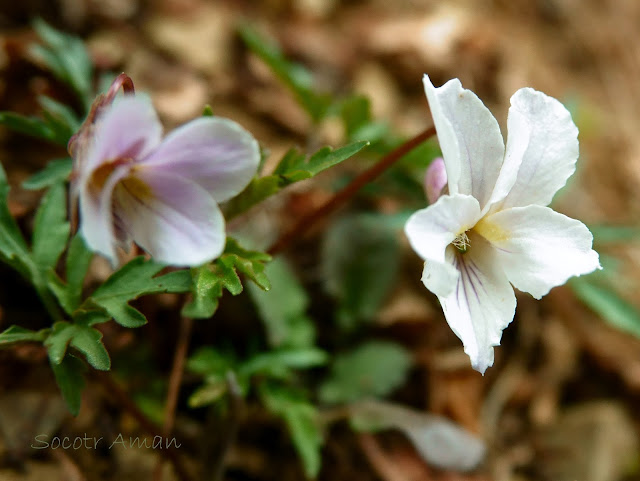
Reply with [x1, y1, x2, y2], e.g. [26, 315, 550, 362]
[70, 81, 259, 267]
[405, 75, 601, 373]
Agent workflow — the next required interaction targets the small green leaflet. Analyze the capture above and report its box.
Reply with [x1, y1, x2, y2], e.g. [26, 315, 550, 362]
[51, 354, 86, 416]
[0, 326, 49, 346]
[182, 238, 271, 319]
[45, 321, 110, 371]
[225, 141, 368, 219]
[85, 257, 192, 328]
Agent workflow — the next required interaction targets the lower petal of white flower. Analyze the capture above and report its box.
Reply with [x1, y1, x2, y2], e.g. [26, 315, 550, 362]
[405, 194, 481, 297]
[79, 166, 130, 266]
[113, 171, 226, 266]
[438, 236, 516, 374]
[476, 204, 601, 299]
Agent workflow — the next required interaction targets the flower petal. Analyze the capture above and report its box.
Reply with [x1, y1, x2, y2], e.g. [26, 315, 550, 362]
[113, 171, 225, 266]
[78, 166, 130, 265]
[439, 235, 516, 374]
[405, 194, 481, 297]
[476, 205, 601, 299]
[424, 157, 448, 204]
[492, 88, 579, 211]
[85, 96, 162, 175]
[423, 75, 505, 210]
[139, 117, 260, 203]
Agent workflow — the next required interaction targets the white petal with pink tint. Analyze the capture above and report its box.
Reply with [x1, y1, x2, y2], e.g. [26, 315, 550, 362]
[112, 170, 226, 266]
[140, 117, 260, 203]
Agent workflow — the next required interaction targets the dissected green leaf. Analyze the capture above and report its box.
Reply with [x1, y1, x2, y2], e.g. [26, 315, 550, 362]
[571, 278, 640, 338]
[182, 239, 271, 319]
[86, 257, 192, 327]
[225, 142, 368, 220]
[0, 326, 49, 346]
[319, 341, 412, 404]
[239, 25, 332, 123]
[22, 158, 73, 190]
[45, 321, 110, 370]
[51, 354, 86, 416]
[30, 18, 93, 108]
[260, 383, 323, 478]
[32, 182, 70, 270]
[248, 258, 315, 349]
[322, 213, 400, 329]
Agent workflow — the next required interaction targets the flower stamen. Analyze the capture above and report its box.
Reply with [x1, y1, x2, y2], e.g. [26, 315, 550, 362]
[452, 231, 470, 253]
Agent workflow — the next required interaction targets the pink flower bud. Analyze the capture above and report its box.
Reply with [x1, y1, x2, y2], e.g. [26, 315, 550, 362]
[424, 157, 447, 204]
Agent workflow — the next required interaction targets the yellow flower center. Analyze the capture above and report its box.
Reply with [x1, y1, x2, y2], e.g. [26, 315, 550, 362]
[452, 231, 470, 253]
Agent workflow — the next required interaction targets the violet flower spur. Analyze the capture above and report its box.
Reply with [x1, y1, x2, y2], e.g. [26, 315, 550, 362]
[405, 75, 601, 374]
[70, 86, 259, 267]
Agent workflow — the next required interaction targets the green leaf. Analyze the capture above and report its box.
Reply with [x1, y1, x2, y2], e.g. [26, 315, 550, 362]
[260, 383, 323, 478]
[37, 95, 80, 144]
[0, 163, 33, 279]
[0, 326, 48, 346]
[182, 239, 271, 319]
[247, 258, 315, 349]
[588, 224, 640, 244]
[225, 141, 368, 220]
[22, 158, 73, 190]
[51, 354, 86, 416]
[239, 25, 332, 123]
[86, 257, 192, 327]
[186, 347, 238, 408]
[322, 213, 400, 329]
[30, 19, 93, 108]
[239, 348, 328, 379]
[0, 112, 59, 143]
[319, 341, 412, 404]
[45, 321, 110, 370]
[48, 234, 94, 315]
[32, 182, 70, 270]
[571, 278, 640, 338]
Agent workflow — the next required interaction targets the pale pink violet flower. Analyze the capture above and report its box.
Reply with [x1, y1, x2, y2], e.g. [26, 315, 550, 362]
[70, 78, 259, 267]
[405, 75, 601, 373]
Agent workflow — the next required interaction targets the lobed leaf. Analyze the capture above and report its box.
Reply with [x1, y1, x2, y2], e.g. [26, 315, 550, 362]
[182, 239, 271, 319]
[86, 257, 192, 327]
[45, 321, 110, 370]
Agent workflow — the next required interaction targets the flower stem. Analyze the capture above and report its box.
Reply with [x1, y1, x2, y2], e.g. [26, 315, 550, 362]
[267, 126, 437, 255]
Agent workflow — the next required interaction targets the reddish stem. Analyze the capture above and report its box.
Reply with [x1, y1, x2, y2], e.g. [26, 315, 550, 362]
[267, 126, 437, 255]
